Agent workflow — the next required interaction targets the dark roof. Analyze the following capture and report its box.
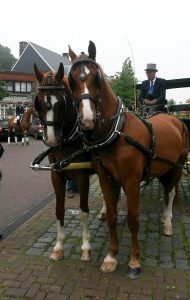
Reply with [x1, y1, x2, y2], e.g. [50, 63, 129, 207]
[136, 78, 190, 90]
[11, 42, 71, 75]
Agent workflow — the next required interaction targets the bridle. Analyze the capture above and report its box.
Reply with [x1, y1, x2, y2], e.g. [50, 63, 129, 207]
[69, 58, 103, 122]
[36, 79, 79, 145]
[37, 85, 66, 126]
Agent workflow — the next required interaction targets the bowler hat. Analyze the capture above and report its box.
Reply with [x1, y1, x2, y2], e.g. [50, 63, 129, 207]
[144, 63, 158, 72]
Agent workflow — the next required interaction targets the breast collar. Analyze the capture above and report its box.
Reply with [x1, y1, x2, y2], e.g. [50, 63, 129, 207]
[82, 97, 126, 149]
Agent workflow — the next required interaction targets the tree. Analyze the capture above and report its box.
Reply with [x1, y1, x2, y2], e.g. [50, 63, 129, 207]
[0, 44, 17, 72]
[167, 99, 176, 107]
[0, 80, 10, 100]
[109, 57, 137, 107]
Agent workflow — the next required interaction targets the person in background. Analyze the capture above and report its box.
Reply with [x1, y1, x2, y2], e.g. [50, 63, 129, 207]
[16, 101, 25, 124]
[66, 179, 78, 198]
[138, 63, 167, 115]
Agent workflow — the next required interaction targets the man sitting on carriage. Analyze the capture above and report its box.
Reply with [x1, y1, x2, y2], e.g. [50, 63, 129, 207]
[138, 63, 167, 116]
[16, 101, 25, 124]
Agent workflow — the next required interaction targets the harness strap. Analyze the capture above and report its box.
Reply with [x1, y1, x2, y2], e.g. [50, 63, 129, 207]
[121, 132, 184, 168]
[32, 146, 60, 165]
[95, 152, 118, 186]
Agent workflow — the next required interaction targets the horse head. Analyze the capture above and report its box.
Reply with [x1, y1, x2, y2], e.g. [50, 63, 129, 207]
[34, 63, 75, 147]
[68, 41, 103, 130]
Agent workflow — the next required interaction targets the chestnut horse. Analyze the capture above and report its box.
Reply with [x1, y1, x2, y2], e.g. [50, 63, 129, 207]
[68, 41, 189, 279]
[8, 106, 37, 145]
[34, 62, 98, 262]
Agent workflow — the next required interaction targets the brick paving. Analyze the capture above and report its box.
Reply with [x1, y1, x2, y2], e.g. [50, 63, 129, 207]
[0, 175, 190, 299]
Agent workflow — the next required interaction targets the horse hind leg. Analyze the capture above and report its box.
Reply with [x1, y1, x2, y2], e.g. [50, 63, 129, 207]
[159, 169, 182, 236]
[162, 187, 175, 236]
[97, 200, 107, 220]
[26, 134, 29, 145]
[12, 128, 18, 144]
[8, 133, 11, 144]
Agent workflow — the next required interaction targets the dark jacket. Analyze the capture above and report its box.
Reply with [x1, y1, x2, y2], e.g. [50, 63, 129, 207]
[16, 105, 24, 116]
[139, 77, 166, 104]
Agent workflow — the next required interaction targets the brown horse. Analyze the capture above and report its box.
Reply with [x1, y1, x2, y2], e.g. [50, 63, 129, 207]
[68, 41, 189, 279]
[8, 106, 37, 145]
[34, 62, 98, 262]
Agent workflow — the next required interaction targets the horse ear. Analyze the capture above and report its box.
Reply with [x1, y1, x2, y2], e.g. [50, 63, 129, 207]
[56, 63, 64, 84]
[34, 63, 43, 83]
[68, 45, 77, 62]
[88, 41, 96, 61]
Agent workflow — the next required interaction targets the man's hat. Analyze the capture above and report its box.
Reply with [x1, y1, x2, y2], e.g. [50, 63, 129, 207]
[144, 63, 158, 72]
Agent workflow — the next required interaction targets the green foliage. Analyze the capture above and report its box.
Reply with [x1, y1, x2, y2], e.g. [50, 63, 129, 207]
[0, 80, 10, 100]
[0, 44, 17, 72]
[109, 57, 137, 107]
[167, 99, 176, 107]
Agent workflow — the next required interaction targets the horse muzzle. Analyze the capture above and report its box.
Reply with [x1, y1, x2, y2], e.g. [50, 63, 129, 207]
[80, 118, 95, 130]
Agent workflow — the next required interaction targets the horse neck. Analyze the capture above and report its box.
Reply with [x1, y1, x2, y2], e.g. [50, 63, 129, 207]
[23, 109, 33, 123]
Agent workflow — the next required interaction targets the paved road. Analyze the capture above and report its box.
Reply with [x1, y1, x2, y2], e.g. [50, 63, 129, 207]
[0, 139, 53, 230]
[0, 177, 190, 299]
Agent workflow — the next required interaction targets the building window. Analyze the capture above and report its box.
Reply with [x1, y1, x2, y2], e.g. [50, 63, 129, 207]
[7, 81, 13, 91]
[15, 82, 20, 92]
[21, 82, 26, 92]
[27, 82, 32, 92]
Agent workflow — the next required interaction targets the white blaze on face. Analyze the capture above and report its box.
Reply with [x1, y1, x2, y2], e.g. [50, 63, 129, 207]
[81, 66, 94, 129]
[45, 95, 57, 146]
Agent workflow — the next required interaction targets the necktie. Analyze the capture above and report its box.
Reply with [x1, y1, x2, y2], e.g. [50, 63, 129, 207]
[148, 81, 154, 95]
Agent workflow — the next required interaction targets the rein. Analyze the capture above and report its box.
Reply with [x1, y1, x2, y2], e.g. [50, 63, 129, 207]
[69, 58, 103, 124]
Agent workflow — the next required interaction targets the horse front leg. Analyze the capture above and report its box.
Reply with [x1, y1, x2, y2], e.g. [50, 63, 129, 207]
[126, 180, 141, 279]
[22, 130, 28, 145]
[76, 173, 91, 261]
[50, 171, 66, 261]
[98, 177, 120, 273]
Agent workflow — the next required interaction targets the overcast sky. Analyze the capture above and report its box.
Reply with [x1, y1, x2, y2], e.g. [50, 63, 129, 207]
[1, 0, 190, 102]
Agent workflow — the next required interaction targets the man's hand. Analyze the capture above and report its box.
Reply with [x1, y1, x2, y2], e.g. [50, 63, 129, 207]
[144, 99, 158, 106]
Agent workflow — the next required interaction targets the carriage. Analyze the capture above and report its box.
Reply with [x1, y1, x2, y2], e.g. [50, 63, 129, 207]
[31, 42, 190, 279]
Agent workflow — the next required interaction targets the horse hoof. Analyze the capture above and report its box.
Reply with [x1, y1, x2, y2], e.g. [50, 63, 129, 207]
[163, 226, 173, 236]
[81, 249, 91, 261]
[126, 266, 141, 280]
[50, 249, 64, 261]
[100, 257, 117, 273]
